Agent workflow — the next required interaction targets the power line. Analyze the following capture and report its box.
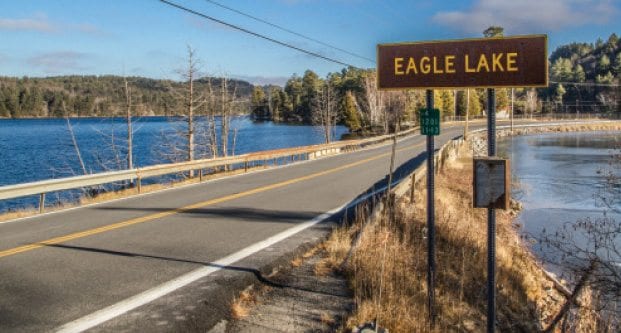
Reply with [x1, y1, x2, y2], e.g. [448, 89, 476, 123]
[551, 81, 621, 87]
[203, 0, 375, 64]
[158, 0, 359, 69]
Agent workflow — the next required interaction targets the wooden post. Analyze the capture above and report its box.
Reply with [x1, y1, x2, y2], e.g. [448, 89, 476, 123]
[410, 173, 416, 203]
[137, 175, 142, 194]
[39, 193, 46, 214]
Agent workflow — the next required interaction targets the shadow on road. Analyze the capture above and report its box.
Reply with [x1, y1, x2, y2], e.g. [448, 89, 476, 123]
[38, 242, 346, 298]
[94, 206, 323, 224]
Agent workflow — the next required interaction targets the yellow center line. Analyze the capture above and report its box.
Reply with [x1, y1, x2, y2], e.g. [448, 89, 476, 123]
[0, 141, 424, 259]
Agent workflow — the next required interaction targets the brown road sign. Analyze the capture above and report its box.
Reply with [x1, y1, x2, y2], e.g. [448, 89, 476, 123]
[377, 35, 547, 89]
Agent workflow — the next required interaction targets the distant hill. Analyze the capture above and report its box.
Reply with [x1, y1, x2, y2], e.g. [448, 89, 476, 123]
[0, 75, 253, 118]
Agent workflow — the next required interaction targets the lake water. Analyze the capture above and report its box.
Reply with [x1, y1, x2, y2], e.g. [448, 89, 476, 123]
[499, 131, 621, 277]
[0, 116, 348, 211]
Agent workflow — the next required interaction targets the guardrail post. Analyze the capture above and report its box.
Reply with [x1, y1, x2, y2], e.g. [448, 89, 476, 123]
[199, 169, 204, 182]
[136, 175, 142, 194]
[39, 193, 46, 213]
[244, 161, 248, 172]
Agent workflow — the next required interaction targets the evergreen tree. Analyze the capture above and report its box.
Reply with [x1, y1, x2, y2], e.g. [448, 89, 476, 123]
[596, 71, 615, 84]
[483, 26, 504, 37]
[300, 70, 322, 123]
[284, 75, 303, 121]
[551, 58, 573, 81]
[613, 53, 621, 76]
[468, 89, 482, 116]
[599, 54, 611, 73]
[555, 84, 566, 103]
[342, 91, 361, 131]
[250, 86, 268, 120]
[496, 89, 509, 111]
[573, 64, 586, 82]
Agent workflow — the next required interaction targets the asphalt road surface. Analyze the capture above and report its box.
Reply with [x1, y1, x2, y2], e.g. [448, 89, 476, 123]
[0, 120, 552, 332]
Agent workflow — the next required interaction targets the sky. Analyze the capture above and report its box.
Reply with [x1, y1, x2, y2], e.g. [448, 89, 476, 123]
[0, 0, 619, 86]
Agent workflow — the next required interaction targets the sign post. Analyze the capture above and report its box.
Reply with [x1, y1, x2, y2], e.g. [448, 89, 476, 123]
[377, 35, 547, 333]
[424, 89, 437, 326]
[486, 88, 497, 333]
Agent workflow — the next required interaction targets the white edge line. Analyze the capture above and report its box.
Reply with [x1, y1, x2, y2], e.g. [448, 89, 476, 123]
[54, 186, 388, 333]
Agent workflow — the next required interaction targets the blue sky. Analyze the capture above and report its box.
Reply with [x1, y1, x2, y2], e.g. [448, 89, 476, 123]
[0, 0, 619, 85]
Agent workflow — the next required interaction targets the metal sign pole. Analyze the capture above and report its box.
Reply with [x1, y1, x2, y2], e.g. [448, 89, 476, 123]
[486, 88, 497, 333]
[425, 89, 436, 327]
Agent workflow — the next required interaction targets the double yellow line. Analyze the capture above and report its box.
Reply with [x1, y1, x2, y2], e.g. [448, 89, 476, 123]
[0, 142, 424, 259]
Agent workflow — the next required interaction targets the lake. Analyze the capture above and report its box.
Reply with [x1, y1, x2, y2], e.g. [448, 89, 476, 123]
[0, 116, 348, 211]
[499, 131, 621, 278]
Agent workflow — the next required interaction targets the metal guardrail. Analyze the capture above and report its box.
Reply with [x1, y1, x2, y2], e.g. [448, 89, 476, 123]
[1, 118, 615, 213]
[0, 128, 417, 212]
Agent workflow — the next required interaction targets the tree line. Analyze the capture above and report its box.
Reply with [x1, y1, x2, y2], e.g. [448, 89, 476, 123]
[0, 75, 253, 118]
[251, 31, 620, 133]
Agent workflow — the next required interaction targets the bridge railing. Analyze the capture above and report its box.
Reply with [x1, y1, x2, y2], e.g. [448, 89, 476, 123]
[0, 128, 417, 213]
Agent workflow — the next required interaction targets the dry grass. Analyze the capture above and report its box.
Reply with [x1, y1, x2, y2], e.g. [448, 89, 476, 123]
[332, 144, 582, 332]
[320, 312, 336, 326]
[314, 226, 354, 277]
[290, 257, 303, 268]
[230, 287, 257, 319]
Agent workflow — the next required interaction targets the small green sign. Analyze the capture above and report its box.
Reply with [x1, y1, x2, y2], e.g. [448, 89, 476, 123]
[420, 108, 440, 136]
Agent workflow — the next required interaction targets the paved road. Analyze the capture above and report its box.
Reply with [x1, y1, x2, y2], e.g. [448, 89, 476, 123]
[0, 120, 544, 332]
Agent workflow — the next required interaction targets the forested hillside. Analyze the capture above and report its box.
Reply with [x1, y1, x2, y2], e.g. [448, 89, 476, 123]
[0, 75, 253, 118]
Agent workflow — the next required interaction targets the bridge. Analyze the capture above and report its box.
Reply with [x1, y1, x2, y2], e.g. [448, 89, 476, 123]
[0, 119, 612, 332]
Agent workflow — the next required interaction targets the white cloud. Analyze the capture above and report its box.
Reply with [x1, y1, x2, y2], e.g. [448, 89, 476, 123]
[432, 0, 619, 34]
[0, 14, 105, 36]
[0, 17, 56, 32]
[27, 51, 90, 73]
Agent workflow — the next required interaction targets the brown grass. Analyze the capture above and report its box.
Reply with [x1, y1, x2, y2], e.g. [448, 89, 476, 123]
[290, 257, 303, 268]
[314, 226, 354, 276]
[230, 287, 257, 319]
[330, 144, 582, 333]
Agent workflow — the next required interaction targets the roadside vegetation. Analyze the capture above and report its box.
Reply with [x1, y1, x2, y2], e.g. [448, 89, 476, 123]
[320, 142, 601, 332]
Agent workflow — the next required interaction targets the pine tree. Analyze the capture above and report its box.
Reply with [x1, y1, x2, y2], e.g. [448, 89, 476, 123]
[483, 26, 504, 38]
[250, 86, 268, 120]
[613, 53, 621, 76]
[496, 89, 509, 111]
[469, 89, 482, 116]
[342, 91, 361, 131]
[599, 54, 611, 73]
[573, 64, 586, 82]
[555, 84, 566, 103]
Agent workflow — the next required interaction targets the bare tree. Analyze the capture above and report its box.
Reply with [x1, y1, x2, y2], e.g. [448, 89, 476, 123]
[526, 88, 538, 119]
[313, 82, 337, 143]
[124, 77, 134, 187]
[538, 148, 621, 330]
[363, 73, 385, 133]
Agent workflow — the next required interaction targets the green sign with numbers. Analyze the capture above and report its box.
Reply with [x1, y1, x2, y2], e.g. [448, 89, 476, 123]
[420, 108, 440, 136]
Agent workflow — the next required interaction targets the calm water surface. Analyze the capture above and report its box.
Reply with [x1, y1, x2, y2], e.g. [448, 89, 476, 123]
[499, 131, 621, 274]
[0, 116, 348, 211]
